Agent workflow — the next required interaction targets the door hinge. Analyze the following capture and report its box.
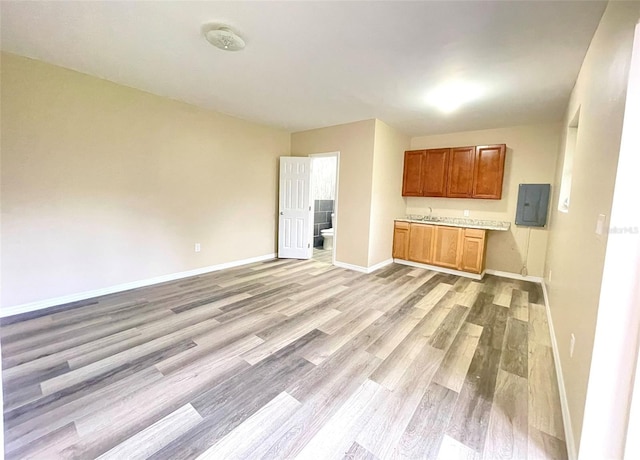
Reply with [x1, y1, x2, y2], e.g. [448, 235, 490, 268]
[308, 243, 311, 248]
[309, 206, 312, 211]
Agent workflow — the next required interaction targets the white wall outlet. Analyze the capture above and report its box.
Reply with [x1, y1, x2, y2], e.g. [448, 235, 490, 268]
[548, 269, 553, 283]
[595, 213, 606, 236]
[570, 333, 576, 358]
[463, 210, 470, 217]
[195, 243, 201, 253]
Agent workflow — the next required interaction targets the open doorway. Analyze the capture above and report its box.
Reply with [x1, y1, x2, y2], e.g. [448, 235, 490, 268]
[310, 152, 339, 265]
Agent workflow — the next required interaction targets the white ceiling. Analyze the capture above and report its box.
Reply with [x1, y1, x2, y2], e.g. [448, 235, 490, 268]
[0, 1, 606, 136]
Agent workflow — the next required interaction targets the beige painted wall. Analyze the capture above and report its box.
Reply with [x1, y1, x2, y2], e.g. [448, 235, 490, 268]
[0, 53, 290, 308]
[408, 123, 562, 277]
[291, 120, 376, 268]
[368, 120, 410, 266]
[544, 2, 640, 451]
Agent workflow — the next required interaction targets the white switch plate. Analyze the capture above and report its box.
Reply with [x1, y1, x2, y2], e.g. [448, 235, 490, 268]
[595, 214, 606, 235]
[195, 243, 201, 252]
[463, 210, 470, 217]
[570, 333, 576, 358]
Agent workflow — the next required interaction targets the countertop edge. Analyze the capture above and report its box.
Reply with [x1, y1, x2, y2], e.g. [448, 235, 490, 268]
[395, 218, 511, 232]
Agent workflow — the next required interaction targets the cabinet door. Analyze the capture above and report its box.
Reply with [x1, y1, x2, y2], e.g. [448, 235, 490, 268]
[422, 149, 450, 197]
[473, 144, 506, 199]
[460, 235, 486, 273]
[460, 229, 486, 273]
[408, 223, 434, 264]
[446, 147, 475, 198]
[432, 226, 462, 269]
[402, 150, 425, 196]
[392, 222, 410, 259]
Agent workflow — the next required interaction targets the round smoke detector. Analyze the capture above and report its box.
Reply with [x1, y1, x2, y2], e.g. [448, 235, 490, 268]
[204, 26, 245, 51]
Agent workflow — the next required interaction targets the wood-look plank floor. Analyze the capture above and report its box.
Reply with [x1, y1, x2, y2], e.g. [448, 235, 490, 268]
[1, 258, 567, 459]
[312, 248, 333, 264]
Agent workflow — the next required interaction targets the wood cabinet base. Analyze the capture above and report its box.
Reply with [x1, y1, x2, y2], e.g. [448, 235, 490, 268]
[394, 222, 487, 276]
[393, 258, 485, 280]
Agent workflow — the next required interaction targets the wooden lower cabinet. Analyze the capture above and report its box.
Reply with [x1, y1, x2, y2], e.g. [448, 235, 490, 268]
[392, 221, 410, 259]
[408, 223, 434, 264]
[432, 226, 462, 269]
[393, 222, 487, 275]
[460, 229, 487, 273]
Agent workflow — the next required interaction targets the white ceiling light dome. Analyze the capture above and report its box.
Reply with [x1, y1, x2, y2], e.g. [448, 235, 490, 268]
[425, 80, 485, 114]
[204, 25, 245, 51]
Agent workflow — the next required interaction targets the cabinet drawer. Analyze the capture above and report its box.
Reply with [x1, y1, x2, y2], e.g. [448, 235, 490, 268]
[464, 228, 486, 239]
[395, 221, 410, 230]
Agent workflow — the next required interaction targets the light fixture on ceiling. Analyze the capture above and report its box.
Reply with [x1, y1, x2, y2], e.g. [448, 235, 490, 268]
[204, 25, 245, 51]
[425, 80, 484, 113]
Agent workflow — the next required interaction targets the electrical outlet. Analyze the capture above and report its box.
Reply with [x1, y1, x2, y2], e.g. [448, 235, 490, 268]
[548, 270, 553, 283]
[195, 243, 201, 253]
[463, 210, 470, 217]
[570, 333, 576, 358]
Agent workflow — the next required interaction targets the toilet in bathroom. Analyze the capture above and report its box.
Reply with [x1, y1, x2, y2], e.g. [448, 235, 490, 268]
[320, 213, 335, 250]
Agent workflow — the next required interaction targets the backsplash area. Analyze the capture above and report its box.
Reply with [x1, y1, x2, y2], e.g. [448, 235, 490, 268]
[314, 199, 334, 247]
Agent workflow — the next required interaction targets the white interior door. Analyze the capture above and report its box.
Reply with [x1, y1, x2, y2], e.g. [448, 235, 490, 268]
[278, 157, 313, 259]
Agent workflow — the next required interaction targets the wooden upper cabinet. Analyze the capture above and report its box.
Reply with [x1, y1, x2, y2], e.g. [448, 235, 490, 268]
[401, 144, 507, 199]
[402, 150, 425, 196]
[422, 149, 450, 197]
[472, 144, 506, 199]
[446, 147, 475, 198]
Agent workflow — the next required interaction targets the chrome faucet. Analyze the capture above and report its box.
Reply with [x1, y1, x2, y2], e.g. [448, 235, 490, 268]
[427, 207, 433, 218]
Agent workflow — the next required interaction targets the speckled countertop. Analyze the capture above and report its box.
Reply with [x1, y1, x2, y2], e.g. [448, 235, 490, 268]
[396, 216, 511, 231]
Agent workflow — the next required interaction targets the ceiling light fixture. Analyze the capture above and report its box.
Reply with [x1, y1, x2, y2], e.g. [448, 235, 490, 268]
[204, 25, 245, 51]
[425, 80, 484, 113]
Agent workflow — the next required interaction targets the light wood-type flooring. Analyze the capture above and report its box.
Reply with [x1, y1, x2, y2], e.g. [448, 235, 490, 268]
[313, 248, 333, 264]
[1, 258, 567, 459]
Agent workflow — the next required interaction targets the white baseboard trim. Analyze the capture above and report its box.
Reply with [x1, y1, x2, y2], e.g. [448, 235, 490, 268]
[393, 259, 484, 280]
[484, 269, 543, 283]
[1, 253, 277, 318]
[541, 280, 576, 460]
[333, 258, 393, 274]
[367, 258, 394, 273]
[333, 261, 368, 273]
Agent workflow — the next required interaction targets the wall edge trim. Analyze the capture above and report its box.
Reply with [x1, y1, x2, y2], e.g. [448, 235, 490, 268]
[484, 269, 544, 283]
[367, 258, 394, 273]
[542, 280, 577, 460]
[333, 258, 393, 274]
[333, 261, 369, 273]
[0, 253, 277, 318]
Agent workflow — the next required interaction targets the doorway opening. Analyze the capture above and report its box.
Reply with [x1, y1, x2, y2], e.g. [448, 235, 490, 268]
[310, 152, 339, 265]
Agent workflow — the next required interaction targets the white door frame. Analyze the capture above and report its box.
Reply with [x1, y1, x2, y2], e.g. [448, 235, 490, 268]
[309, 152, 340, 265]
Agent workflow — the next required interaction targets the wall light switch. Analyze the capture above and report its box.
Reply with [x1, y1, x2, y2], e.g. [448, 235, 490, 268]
[195, 243, 201, 253]
[570, 333, 576, 358]
[595, 214, 606, 236]
[463, 210, 470, 217]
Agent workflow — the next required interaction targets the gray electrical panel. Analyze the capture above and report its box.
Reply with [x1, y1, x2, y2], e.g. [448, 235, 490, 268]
[515, 184, 551, 227]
